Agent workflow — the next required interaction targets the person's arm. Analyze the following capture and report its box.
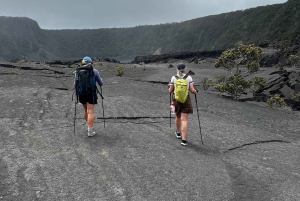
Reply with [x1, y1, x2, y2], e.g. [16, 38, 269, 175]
[189, 83, 197, 94]
[168, 76, 175, 93]
[93, 69, 103, 86]
[168, 85, 174, 93]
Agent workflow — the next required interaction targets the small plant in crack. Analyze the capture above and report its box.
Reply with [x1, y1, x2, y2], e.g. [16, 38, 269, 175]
[11, 71, 20, 75]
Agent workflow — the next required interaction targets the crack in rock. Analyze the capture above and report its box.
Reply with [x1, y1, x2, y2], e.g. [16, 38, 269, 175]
[224, 140, 290, 153]
[76, 116, 172, 120]
[0, 64, 65, 74]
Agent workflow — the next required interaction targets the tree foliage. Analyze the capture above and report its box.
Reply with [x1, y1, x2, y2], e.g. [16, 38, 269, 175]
[214, 44, 262, 99]
[202, 77, 213, 90]
[253, 76, 266, 92]
[267, 94, 286, 108]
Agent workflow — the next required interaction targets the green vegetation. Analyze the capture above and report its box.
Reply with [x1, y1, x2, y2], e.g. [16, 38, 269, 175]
[289, 55, 300, 67]
[213, 74, 253, 99]
[115, 64, 124, 76]
[215, 75, 226, 84]
[1, 0, 300, 61]
[267, 94, 286, 108]
[202, 77, 213, 90]
[11, 71, 20, 75]
[22, 56, 28, 62]
[253, 76, 266, 92]
[291, 91, 300, 102]
[215, 44, 262, 99]
[214, 84, 225, 96]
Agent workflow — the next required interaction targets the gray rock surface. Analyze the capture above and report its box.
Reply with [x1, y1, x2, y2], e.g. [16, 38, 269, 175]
[0, 60, 300, 200]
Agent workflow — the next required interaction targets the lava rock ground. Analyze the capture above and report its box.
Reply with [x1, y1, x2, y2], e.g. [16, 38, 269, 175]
[0, 60, 300, 200]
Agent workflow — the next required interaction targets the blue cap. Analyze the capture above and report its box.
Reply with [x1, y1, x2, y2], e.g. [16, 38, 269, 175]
[83, 56, 92, 63]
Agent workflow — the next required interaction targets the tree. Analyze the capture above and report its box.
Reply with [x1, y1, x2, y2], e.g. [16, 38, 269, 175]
[214, 44, 262, 99]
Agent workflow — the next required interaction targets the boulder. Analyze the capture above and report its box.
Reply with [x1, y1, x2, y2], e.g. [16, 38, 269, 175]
[259, 52, 282, 67]
[168, 64, 174, 68]
[279, 84, 293, 99]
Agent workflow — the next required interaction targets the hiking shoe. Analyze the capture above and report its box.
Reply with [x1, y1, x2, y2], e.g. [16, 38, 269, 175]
[181, 140, 188, 146]
[175, 131, 181, 139]
[88, 130, 96, 137]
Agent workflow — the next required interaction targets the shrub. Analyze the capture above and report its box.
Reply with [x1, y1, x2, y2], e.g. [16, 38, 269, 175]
[215, 75, 226, 84]
[253, 76, 266, 92]
[202, 77, 213, 90]
[222, 74, 253, 99]
[11, 71, 20, 75]
[267, 94, 286, 108]
[247, 61, 260, 73]
[22, 56, 28, 62]
[214, 84, 225, 95]
[115, 64, 124, 76]
[289, 55, 300, 67]
[98, 62, 103, 66]
[291, 91, 300, 102]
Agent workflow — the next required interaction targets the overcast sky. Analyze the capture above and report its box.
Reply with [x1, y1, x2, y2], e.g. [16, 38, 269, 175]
[0, 0, 287, 30]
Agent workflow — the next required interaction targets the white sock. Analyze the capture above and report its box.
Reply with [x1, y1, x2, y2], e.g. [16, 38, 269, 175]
[88, 127, 92, 131]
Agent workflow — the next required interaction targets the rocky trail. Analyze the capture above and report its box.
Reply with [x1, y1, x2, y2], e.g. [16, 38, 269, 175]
[0, 60, 300, 200]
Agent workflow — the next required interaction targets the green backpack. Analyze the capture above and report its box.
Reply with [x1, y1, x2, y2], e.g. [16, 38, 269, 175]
[174, 74, 189, 103]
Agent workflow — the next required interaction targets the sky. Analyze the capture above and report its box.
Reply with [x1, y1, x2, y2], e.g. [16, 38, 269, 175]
[0, 0, 287, 30]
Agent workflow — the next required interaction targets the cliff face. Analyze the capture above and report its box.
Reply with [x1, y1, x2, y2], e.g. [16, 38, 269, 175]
[0, 0, 300, 61]
[0, 17, 52, 61]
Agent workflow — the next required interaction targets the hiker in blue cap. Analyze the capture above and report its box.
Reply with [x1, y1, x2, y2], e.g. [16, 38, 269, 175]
[168, 63, 197, 146]
[74, 56, 103, 137]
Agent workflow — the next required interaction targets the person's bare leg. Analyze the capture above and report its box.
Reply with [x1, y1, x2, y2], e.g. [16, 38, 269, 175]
[86, 103, 95, 128]
[181, 113, 188, 141]
[175, 113, 181, 133]
[82, 104, 88, 122]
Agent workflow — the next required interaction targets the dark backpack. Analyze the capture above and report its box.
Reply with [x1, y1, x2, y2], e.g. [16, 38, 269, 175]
[75, 64, 96, 98]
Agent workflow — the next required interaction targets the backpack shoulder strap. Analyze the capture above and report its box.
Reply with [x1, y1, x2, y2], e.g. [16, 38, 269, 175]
[183, 74, 189, 79]
[175, 75, 179, 79]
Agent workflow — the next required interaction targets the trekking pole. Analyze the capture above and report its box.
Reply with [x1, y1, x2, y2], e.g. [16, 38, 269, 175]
[97, 86, 105, 128]
[72, 90, 77, 135]
[194, 93, 203, 145]
[101, 86, 105, 128]
[74, 101, 77, 135]
[169, 92, 172, 128]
